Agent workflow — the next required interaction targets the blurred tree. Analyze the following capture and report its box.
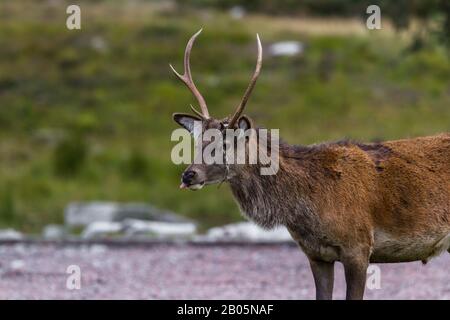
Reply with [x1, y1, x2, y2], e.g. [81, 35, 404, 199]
[176, 0, 449, 49]
[53, 134, 88, 177]
[121, 150, 150, 180]
[0, 184, 16, 225]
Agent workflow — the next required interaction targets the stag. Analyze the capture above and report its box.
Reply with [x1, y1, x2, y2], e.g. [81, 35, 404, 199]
[170, 29, 450, 300]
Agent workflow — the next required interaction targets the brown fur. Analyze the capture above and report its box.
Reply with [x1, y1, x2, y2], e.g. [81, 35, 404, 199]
[230, 133, 450, 260]
[172, 31, 450, 299]
[175, 114, 450, 299]
[227, 132, 450, 298]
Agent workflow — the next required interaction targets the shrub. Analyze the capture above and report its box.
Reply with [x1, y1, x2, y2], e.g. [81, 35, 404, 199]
[121, 150, 150, 180]
[53, 134, 88, 177]
[0, 184, 16, 225]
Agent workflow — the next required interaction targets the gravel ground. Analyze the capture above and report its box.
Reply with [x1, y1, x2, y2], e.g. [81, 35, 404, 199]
[0, 243, 449, 299]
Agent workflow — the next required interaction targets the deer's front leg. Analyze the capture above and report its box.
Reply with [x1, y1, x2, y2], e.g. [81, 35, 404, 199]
[308, 259, 335, 300]
[342, 250, 370, 300]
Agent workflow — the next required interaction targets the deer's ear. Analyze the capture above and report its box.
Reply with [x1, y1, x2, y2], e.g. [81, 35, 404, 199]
[173, 113, 202, 133]
[237, 115, 253, 131]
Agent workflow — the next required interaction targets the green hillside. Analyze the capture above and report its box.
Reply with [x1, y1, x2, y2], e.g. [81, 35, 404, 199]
[0, 1, 448, 232]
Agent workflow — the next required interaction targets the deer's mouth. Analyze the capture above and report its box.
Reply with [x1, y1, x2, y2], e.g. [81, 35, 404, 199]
[179, 181, 205, 191]
[188, 182, 204, 190]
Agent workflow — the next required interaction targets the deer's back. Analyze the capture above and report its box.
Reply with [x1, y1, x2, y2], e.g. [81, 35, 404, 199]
[285, 133, 450, 263]
[367, 133, 450, 262]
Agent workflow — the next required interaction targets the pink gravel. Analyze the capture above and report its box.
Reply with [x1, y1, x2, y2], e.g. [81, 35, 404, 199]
[0, 243, 448, 299]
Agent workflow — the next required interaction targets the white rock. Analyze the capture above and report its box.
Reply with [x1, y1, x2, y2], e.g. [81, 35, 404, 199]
[269, 41, 304, 57]
[122, 219, 196, 238]
[42, 224, 66, 240]
[204, 222, 293, 242]
[0, 229, 23, 241]
[90, 36, 108, 53]
[81, 221, 122, 239]
[229, 6, 245, 20]
[65, 202, 118, 227]
[10, 259, 25, 271]
[116, 203, 192, 223]
[65, 201, 193, 227]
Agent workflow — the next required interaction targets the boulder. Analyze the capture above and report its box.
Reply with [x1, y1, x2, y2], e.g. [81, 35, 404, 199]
[65, 201, 193, 227]
[42, 224, 67, 240]
[81, 221, 122, 239]
[202, 222, 293, 242]
[269, 41, 304, 57]
[115, 203, 193, 223]
[65, 202, 118, 227]
[229, 6, 245, 20]
[0, 229, 23, 241]
[122, 219, 196, 238]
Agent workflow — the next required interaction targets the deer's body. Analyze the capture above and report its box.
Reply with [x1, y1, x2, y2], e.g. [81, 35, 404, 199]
[230, 133, 450, 266]
[171, 30, 450, 299]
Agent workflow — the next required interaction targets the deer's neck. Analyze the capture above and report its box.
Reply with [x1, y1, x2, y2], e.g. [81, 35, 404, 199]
[228, 155, 316, 229]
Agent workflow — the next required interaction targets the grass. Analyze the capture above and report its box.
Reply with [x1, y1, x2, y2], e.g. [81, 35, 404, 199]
[0, 0, 448, 233]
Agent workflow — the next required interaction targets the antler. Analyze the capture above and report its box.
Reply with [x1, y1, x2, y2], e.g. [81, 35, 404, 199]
[170, 29, 210, 119]
[228, 34, 263, 128]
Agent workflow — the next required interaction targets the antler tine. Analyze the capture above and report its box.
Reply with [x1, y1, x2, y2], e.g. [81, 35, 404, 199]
[189, 104, 205, 118]
[228, 34, 262, 128]
[170, 29, 210, 119]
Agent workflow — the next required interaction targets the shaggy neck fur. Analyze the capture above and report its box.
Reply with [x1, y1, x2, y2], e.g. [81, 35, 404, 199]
[227, 138, 318, 230]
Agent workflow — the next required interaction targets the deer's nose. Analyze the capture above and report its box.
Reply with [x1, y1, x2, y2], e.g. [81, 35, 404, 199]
[182, 170, 196, 184]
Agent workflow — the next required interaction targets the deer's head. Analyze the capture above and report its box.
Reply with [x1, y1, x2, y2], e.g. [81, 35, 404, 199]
[171, 29, 262, 190]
